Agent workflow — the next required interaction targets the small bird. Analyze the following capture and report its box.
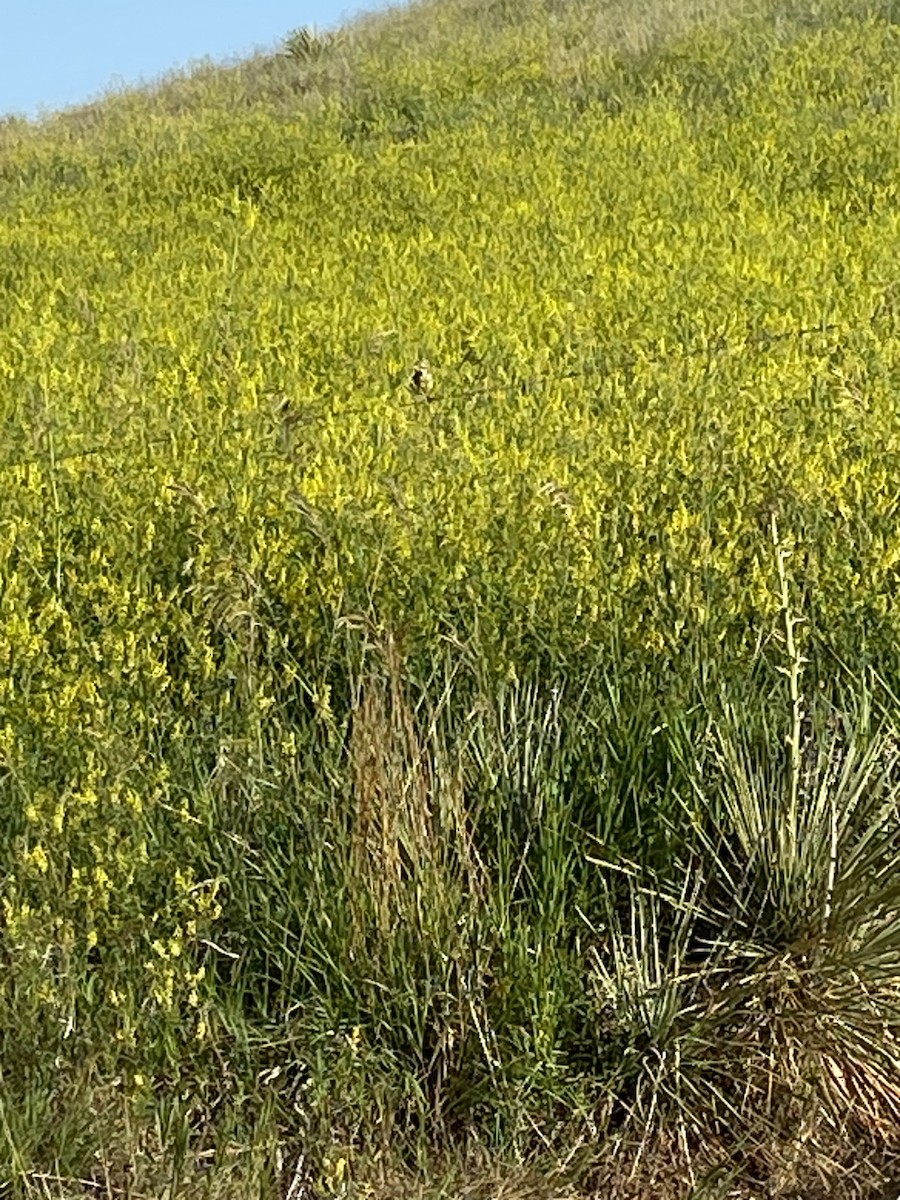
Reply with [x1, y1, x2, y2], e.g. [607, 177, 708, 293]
[409, 358, 434, 400]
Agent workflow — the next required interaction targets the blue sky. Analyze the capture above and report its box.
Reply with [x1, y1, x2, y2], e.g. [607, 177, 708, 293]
[1, 1, 385, 119]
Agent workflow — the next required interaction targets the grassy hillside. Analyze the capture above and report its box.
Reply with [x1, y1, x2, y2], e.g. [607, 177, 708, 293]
[3, 0, 900, 1194]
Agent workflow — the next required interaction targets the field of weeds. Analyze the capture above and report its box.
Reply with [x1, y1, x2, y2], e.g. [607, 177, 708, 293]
[3, 0, 900, 1194]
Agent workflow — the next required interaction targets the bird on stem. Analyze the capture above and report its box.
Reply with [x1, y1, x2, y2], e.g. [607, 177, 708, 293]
[408, 358, 435, 401]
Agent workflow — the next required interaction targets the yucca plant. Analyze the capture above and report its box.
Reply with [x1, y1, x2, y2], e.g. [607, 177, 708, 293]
[593, 874, 738, 1152]
[697, 525, 900, 1139]
[282, 26, 335, 62]
[593, 522, 900, 1177]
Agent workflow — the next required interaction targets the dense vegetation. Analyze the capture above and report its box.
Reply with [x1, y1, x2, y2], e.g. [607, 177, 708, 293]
[3, 0, 900, 1193]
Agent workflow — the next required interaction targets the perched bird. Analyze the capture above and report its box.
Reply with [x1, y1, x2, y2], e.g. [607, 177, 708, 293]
[409, 358, 434, 400]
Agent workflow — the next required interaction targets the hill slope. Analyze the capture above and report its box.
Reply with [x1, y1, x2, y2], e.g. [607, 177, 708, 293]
[3, 0, 900, 1195]
[4, 0, 900, 670]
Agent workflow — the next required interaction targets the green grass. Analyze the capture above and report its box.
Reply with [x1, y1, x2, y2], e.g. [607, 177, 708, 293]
[3, 0, 900, 1194]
